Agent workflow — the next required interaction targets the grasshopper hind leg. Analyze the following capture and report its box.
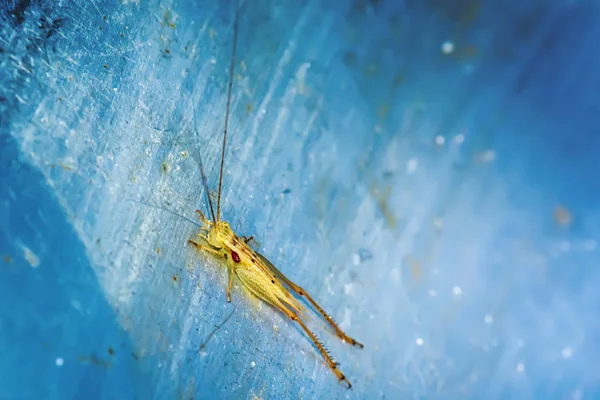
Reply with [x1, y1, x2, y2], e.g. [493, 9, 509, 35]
[280, 308, 352, 389]
[255, 252, 364, 348]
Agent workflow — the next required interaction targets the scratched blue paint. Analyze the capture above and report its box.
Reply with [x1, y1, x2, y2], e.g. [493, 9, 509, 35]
[1, 0, 600, 399]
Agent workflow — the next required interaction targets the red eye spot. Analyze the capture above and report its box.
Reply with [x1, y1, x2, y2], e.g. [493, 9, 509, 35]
[231, 250, 240, 263]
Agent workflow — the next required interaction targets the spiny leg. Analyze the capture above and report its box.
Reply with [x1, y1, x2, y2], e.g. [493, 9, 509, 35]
[281, 308, 352, 389]
[258, 253, 363, 348]
[292, 284, 363, 348]
[188, 240, 221, 256]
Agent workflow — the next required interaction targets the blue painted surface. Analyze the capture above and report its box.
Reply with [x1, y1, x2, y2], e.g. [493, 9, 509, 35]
[1, 0, 600, 399]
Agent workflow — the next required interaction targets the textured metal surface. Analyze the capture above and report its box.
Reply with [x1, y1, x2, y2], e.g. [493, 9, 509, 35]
[1, 0, 600, 399]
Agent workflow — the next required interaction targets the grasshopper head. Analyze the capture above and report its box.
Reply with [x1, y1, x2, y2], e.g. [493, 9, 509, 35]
[206, 220, 234, 249]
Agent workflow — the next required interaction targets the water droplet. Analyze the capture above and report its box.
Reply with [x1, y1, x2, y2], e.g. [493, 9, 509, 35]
[441, 40, 455, 54]
[516, 362, 525, 373]
[583, 239, 596, 251]
[406, 158, 418, 174]
[454, 133, 465, 144]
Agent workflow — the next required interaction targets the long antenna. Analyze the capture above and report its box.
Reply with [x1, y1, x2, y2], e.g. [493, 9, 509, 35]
[128, 198, 203, 229]
[216, 0, 240, 222]
[194, 105, 217, 223]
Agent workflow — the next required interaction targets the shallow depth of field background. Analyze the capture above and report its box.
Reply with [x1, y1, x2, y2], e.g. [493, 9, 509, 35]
[1, 0, 600, 399]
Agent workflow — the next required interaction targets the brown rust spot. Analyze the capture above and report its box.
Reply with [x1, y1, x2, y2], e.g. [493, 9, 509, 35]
[370, 185, 396, 229]
[59, 162, 73, 171]
[163, 10, 177, 29]
[404, 254, 422, 282]
[78, 354, 110, 368]
[554, 205, 572, 227]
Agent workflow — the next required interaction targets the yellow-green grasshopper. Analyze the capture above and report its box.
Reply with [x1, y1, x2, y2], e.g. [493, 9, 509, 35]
[189, 0, 363, 388]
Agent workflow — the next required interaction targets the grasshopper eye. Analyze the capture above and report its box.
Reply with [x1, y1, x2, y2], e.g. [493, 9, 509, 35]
[231, 250, 241, 263]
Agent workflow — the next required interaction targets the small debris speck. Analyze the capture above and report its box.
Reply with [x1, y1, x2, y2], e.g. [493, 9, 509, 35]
[554, 205, 572, 227]
[55, 357, 64, 366]
[435, 135, 445, 145]
[516, 362, 525, 373]
[583, 239, 597, 251]
[559, 240, 570, 252]
[452, 286, 462, 296]
[484, 314, 493, 324]
[353, 248, 373, 264]
[3, 255, 11, 263]
[416, 337, 424, 346]
[561, 347, 573, 358]
[22, 246, 40, 268]
[433, 217, 444, 232]
[251, 361, 256, 368]
[406, 158, 418, 174]
[478, 150, 496, 163]
[454, 133, 466, 144]
[108, 347, 115, 356]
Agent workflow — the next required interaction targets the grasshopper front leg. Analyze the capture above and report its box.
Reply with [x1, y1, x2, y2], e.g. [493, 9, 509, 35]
[195, 209, 212, 226]
[188, 240, 221, 256]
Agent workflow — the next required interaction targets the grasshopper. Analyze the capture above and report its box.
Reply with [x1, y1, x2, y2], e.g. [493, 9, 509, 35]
[189, 0, 363, 388]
